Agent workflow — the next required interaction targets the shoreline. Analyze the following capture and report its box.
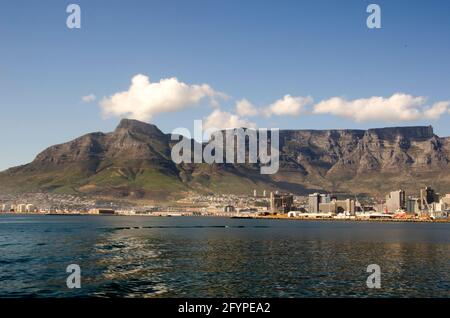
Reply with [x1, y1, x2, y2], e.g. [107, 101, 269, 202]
[234, 215, 450, 223]
[1, 212, 449, 223]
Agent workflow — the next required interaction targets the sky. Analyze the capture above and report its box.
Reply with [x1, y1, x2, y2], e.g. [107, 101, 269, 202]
[1, 0, 450, 170]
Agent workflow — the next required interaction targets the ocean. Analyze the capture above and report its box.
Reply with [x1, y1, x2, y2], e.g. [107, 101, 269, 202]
[0, 215, 449, 297]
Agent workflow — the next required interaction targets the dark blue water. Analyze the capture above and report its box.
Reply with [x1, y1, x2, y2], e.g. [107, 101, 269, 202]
[0, 215, 449, 297]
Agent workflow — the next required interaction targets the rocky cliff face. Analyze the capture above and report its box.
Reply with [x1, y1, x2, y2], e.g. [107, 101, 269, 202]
[1, 119, 449, 199]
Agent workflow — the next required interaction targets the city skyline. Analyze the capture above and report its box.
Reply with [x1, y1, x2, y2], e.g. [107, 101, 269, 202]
[1, 0, 450, 170]
[2, 184, 449, 219]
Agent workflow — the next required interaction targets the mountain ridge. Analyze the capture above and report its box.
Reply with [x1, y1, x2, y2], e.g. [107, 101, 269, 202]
[1, 119, 449, 200]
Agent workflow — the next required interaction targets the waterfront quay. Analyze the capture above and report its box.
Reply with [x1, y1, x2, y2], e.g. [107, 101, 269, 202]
[2, 210, 449, 224]
[232, 214, 450, 223]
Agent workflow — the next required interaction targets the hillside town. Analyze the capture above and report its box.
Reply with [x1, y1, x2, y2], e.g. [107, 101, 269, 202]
[1, 186, 449, 221]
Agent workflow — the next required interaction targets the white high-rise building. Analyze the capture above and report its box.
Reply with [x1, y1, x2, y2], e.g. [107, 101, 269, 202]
[385, 190, 406, 213]
[16, 204, 27, 213]
[308, 193, 331, 213]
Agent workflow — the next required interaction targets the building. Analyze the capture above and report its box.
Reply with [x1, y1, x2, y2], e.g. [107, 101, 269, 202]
[99, 209, 115, 215]
[421, 187, 438, 204]
[419, 187, 439, 216]
[406, 197, 420, 214]
[223, 205, 235, 212]
[319, 198, 355, 215]
[441, 194, 450, 209]
[308, 193, 320, 213]
[238, 208, 258, 213]
[16, 204, 27, 213]
[385, 190, 406, 213]
[270, 192, 293, 213]
[335, 199, 355, 215]
[0, 204, 11, 212]
[428, 202, 448, 219]
[308, 193, 331, 213]
[89, 208, 115, 215]
[319, 202, 335, 214]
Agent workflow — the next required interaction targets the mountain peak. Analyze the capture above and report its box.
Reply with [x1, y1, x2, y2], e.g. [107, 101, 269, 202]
[115, 118, 165, 137]
[116, 118, 151, 129]
[366, 125, 434, 140]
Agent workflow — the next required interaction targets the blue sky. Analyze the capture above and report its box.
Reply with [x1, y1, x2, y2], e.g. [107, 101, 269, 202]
[1, 0, 450, 170]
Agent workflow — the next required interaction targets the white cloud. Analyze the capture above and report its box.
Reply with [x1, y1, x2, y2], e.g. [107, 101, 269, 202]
[263, 94, 313, 117]
[235, 99, 259, 117]
[203, 109, 257, 131]
[424, 101, 450, 120]
[99, 74, 227, 121]
[82, 94, 96, 103]
[98, 74, 450, 125]
[313, 93, 450, 122]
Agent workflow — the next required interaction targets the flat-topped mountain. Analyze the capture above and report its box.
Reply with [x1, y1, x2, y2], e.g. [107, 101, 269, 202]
[1, 119, 449, 200]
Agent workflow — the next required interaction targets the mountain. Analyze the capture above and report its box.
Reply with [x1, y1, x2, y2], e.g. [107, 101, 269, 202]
[1, 119, 449, 200]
